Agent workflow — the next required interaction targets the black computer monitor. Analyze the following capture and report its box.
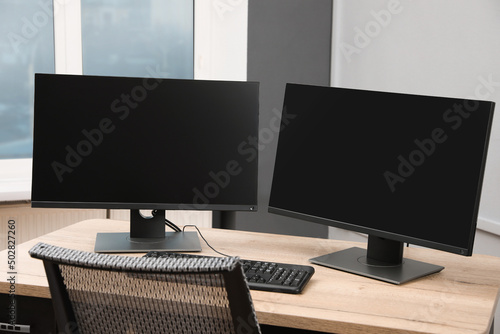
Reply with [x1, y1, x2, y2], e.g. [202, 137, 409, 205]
[32, 73, 259, 253]
[269, 83, 495, 284]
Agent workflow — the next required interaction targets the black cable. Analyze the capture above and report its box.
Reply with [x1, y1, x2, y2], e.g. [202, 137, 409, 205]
[152, 209, 182, 232]
[165, 217, 182, 232]
[183, 224, 232, 257]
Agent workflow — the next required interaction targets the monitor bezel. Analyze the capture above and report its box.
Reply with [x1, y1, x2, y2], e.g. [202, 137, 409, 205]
[31, 201, 258, 212]
[31, 73, 260, 214]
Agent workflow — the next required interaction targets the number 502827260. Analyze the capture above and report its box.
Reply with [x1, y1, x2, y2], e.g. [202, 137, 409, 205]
[7, 220, 16, 271]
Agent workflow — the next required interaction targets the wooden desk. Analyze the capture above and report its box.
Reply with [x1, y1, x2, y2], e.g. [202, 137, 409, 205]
[1, 219, 499, 334]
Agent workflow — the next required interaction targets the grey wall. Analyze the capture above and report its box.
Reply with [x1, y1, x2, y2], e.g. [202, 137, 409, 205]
[219, 0, 333, 237]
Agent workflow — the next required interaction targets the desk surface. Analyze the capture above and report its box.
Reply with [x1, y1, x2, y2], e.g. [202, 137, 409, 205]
[1, 219, 499, 334]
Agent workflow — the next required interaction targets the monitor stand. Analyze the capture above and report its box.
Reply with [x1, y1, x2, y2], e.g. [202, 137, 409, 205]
[94, 209, 202, 253]
[310, 235, 444, 284]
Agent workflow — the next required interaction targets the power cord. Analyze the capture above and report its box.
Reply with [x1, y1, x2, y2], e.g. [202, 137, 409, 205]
[183, 224, 232, 257]
[164, 217, 182, 232]
[151, 209, 182, 232]
[157, 210, 231, 257]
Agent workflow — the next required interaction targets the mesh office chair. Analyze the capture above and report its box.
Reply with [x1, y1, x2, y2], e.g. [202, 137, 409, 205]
[29, 242, 261, 334]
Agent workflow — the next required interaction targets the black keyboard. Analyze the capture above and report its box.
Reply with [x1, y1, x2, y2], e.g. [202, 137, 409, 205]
[144, 251, 315, 294]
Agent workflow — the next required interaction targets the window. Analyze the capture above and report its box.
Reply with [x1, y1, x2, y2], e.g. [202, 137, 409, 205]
[81, 0, 193, 78]
[0, 0, 55, 159]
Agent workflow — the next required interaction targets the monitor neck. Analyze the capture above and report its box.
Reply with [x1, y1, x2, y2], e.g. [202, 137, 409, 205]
[130, 209, 166, 239]
[366, 235, 404, 266]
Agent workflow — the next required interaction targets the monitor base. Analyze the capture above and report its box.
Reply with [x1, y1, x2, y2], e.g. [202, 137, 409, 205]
[94, 231, 202, 253]
[310, 247, 444, 284]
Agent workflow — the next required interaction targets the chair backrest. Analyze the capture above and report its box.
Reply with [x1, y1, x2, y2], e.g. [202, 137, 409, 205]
[29, 242, 261, 334]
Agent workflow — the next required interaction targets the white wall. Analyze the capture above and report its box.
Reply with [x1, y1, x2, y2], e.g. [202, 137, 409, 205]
[331, 1, 500, 331]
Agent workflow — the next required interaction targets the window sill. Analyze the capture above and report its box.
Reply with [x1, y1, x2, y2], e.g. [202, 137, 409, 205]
[0, 184, 31, 202]
[478, 216, 500, 237]
[0, 159, 31, 202]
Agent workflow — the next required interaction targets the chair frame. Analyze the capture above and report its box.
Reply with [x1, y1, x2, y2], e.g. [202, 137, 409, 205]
[29, 242, 261, 334]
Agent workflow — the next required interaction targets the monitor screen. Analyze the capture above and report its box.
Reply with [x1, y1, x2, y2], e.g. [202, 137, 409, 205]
[32, 73, 259, 252]
[269, 83, 495, 284]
